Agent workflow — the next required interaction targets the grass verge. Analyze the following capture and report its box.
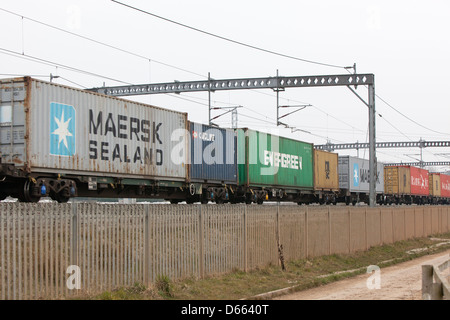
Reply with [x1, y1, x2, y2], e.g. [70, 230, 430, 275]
[84, 232, 450, 300]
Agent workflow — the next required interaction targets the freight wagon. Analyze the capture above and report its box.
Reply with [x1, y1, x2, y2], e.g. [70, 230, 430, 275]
[235, 128, 315, 204]
[429, 173, 441, 198]
[0, 77, 190, 202]
[313, 149, 339, 204]
[426, 173, 450, 204]
[337, 155, 384, 205]
[383, 165, 431, 204]
[171, 122, 237, 204]
[439, 174, 450, 204]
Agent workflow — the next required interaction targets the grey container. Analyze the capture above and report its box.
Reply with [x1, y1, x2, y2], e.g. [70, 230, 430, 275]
[338, 155, 384, 193]
[189, 122, 237, 184]
[0, 77, 188, 181]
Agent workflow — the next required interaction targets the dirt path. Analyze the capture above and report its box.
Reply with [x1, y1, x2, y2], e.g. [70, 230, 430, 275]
[274, 249, 450, 300]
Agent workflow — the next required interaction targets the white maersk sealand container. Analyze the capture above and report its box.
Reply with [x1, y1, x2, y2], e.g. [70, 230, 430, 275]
[338, 155, 384, 204]
[0, 77, 188, 202]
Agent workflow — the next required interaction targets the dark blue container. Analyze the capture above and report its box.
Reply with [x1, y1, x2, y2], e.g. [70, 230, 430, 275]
[189, 122, 237, 184]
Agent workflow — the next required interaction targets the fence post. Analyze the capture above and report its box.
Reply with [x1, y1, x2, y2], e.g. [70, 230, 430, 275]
[71, 203, 78, 269]
[403, 208, 406, 241]
[305, 206, 309, 258]
[69, 203, 79, 297]
[243, 205, 247, 272]
[348, 207, 351, 253]
[144, 204, 150, 287]
[198, 205, 204, 279]
[414, 208, 417, 238]
[365, 208, 368, 251]
[392, 208, 395, 243]
[328, 206, 331, 255]
[379, 207, 383, 245]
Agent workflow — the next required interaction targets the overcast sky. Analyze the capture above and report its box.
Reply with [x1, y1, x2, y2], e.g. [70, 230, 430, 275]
[1, 0, 450, 171]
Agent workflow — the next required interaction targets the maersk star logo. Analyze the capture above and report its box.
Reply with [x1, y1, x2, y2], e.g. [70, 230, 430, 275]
[50, 102, 76, 156]
[353, 163, 360, 187]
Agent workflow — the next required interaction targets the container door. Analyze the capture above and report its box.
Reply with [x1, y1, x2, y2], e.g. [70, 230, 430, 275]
[338, 156, 350, 189]
[0, 79, 26, 166]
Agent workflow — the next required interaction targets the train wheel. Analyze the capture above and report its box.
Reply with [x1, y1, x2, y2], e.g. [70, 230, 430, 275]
[18, 180, 40, 203]
[55, 194, 70, 203]
[345, 197, 350, 206]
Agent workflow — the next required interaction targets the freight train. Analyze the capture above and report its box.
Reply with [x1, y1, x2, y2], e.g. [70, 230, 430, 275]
[0, 77, 449, 205]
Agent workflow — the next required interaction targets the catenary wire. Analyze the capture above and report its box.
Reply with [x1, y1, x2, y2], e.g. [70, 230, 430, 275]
[0, 7, 207, 79]
[111, 0, 349, 70]
[376, 94, 450, 136]
[0, 47, 132, 85]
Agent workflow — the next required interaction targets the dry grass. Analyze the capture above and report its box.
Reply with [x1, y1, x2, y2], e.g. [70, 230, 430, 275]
[85, 231, 450, 300]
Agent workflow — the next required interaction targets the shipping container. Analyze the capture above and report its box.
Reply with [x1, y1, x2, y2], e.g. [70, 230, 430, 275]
[410, 166, 429, 196]
[384, 166, 411, 195]
[338, 156, 384, 193]
[189, 122, 237, 184]
[0, 77, 188, 181]
[313, 149, 339, 191]
[429, 173, 441, 197]
[236, 128, 314, 189]
[441, 174, 450, 198]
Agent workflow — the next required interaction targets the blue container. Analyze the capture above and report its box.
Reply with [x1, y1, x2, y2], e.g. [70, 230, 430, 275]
[189, 122, 237, 184]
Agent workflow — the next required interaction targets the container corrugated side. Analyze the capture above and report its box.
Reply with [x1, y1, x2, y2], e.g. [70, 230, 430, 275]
[440, 174, 450, 198]
[313, 149, 339, 191]
[410, 166, 429, 196]
[338, 156, 384, 193]
[189, 122, 237, 184]
[6, 77, 188, 180]
[429, 173, 441, 197]
[238, 128, 313, 189]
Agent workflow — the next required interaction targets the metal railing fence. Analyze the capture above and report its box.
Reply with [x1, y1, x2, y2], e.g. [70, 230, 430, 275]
[0, 203, 449, 299]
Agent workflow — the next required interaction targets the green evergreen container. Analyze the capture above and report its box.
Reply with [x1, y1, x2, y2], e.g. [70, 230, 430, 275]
[237, 128, 314, 189]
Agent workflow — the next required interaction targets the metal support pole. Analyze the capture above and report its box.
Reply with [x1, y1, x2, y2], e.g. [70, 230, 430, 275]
[419, 138, 424, 168]
[276, 70, 279, 125]
[232, 108, 238, 128]
[208, 72, 211, 125]
[368, 83, 376, 207]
